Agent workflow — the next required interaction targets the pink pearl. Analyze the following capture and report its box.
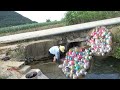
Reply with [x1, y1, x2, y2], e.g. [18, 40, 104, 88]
[80, 48, 83, 52]
[91, 32, 95, 36]
[99, 29, 103, 33]
[70, 61, 74, 65]
[77, 55, 82, 59]
[99, 33, 102, 36]
[69, 51, 72, 55]
[93, 32, 96, 36]
[94, 46, 97, 50]
[84, 60, 88, 63]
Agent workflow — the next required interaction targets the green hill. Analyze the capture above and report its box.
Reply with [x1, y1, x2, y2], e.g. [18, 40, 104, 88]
[0, 11, 37, 28]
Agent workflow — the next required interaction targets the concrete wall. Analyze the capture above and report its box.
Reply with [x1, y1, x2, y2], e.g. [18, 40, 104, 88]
[15, 30, 89, 61]
[24, 39, 58, 61]
[35, 29, 92, 45]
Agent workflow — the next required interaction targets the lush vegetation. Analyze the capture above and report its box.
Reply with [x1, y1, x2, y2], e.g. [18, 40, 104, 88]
[114, 47, 120, 59]
[0, 21, 63, 34]
[0, 11, 37, 28]
[64, 11, 120, 25]
[112, 27, 120, 59]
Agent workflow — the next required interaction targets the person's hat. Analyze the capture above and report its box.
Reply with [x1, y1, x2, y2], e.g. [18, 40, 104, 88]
[59, 45, 65, 53]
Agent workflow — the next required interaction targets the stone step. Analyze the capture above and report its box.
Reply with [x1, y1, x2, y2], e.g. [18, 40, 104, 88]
[20, 69, 49, 79]
[84, 73, 120, 79]
[0, 60, 25, 69]
[0, 54, 6, 59]
[19, 65, 31, 74]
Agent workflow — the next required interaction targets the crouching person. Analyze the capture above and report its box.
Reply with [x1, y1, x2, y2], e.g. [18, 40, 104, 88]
[48, 45, 65, 64]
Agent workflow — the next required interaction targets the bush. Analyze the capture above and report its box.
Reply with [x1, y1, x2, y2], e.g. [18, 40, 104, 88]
[64, 11, 120, 25]
[46, 19, 51, 22]
[111, 26, 120, 59]
[113, 47, 120, 59]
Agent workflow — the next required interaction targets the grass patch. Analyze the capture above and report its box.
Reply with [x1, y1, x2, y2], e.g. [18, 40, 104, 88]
[0, 21, 65, 36]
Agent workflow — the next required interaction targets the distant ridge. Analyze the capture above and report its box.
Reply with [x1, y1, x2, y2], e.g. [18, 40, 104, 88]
[0, 11, 37, 28]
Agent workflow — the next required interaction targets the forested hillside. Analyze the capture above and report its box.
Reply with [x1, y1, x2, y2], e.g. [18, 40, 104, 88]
[0, 11, 37, 28]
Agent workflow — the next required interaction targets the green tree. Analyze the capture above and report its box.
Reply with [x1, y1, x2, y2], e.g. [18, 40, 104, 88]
[46, 19, 51, 22]
[64, 11, 120, 25]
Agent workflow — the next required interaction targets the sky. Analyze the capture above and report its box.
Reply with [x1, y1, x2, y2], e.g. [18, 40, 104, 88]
[15, 11, 67, 23]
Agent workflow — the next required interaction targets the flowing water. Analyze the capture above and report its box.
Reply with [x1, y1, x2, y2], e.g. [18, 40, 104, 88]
[30, 56, 120, 79]
[30, 60, 67, 79]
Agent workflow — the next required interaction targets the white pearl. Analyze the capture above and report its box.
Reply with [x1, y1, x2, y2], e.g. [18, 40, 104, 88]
[103, 49, 106, 53]
[97, 52, 100, 55]
[105, 35, 109, 38]
[91, 50, 94, 53]
[85, 49, 88, 52]
[84, 64, 89, 70]
[85, 56, 88, 59]
[102, 53, 105, 56]
[106, 50, 110, 53]
[108, 47, 112, 51]
[100, 48, 103, 53]
[108, 32, 111, 35]
[76, 71, 79, 77]
[73, 74, 77, 79]
[80, 70, 83, 74]
[89, 56, 92, 60]
[106, 29, 109, 32]
[108, 36, 112, 39]
[84, 72, 87, 75]
[89, 52, 92, 55]
[106, 45, 110, 48]
[91, 45, 94, 48]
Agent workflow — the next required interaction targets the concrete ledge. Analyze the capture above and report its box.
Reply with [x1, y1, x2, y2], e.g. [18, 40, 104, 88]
[0, 60, 25, 69]
[19, 65, 31, 74]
